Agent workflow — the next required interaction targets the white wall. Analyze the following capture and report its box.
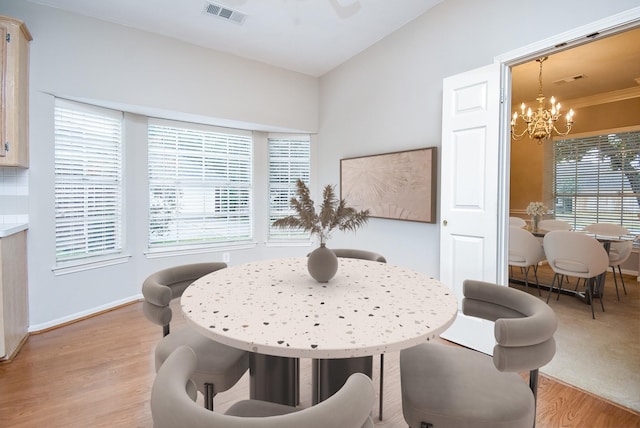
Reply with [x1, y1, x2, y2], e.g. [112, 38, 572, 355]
[0, 1, 319, 329]
[317, 0, 639, 275]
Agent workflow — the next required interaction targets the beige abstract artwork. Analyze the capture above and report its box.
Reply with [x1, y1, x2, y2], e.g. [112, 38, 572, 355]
[340, 147, 436, 223]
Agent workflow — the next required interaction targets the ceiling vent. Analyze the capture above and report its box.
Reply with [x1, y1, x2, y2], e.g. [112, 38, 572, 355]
[203, 2, 247, 25]
[553, 74, 586, 85]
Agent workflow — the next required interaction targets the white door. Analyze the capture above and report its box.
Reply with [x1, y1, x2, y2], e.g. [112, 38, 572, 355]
[439, 62, 502, 354]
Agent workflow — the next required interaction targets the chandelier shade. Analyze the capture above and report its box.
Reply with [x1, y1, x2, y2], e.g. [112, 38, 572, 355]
[511, 56, 574, 142]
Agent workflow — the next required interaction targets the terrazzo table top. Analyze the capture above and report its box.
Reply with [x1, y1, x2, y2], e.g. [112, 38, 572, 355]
[182, 257, 458, 359]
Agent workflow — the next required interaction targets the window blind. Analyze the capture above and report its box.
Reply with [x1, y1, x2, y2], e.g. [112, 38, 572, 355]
[268, 135, 311, 240]
[54, 100, 123, 262]
[148, 120, 252, 248]
[554, 130, 640, 235]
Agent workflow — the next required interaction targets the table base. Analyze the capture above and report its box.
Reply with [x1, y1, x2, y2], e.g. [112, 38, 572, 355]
[249, 354, 299, 406]
[312, 356, 373, 404]
[510, 272, 607, 306]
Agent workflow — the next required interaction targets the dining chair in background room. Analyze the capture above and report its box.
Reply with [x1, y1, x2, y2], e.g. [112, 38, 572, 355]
[142, 263, 249, 410]
[399, 280, 557, 428]
[538, 219, 572, 233]
[508, 226, 546, 295]
[543, 231, 609, 319]
[583, 223, 632, 301]
[331, 248, 387, 420]
[150, 345, 376, 428]
[509, 216, 527, 228]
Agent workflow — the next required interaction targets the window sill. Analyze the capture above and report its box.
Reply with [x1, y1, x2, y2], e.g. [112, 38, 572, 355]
[145, 241, 258, 259]
[265, 240, 313, 247]
[52, 254, 132, 276]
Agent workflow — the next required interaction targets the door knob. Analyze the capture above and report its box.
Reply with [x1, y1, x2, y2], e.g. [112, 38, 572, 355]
[443, 220, 448, 226]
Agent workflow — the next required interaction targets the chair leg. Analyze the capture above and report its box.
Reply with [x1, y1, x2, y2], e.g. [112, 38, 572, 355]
[379, 354, 384, 421]
[556, 275, 565, 301]
[532, 264, 542, 296]
[573, 277, 583, 292]
[587, 280, 596, 319]
[617, 265, 628, 295]
[529, 369, 539, 428]
[611, 266, 621, 301]
[597, 277, 606, 313]
[205, 383, 215, 411]
[546, 274, 558, 304]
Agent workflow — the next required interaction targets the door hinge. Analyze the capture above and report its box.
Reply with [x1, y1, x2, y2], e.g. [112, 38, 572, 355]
[4, 142, 9, 152]
[5, 32, 10, 43]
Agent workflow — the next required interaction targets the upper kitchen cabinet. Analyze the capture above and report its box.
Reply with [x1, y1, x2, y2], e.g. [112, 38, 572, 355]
[0, 16, 31, 168]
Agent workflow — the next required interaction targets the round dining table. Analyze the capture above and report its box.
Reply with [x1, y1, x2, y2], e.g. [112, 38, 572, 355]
[181, 256, 458, 406]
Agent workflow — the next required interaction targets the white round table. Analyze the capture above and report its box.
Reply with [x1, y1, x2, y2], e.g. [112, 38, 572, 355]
[182, 257, 458, 404]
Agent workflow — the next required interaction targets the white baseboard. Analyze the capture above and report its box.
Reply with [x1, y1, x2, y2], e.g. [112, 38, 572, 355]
[28, 294, 143, 333]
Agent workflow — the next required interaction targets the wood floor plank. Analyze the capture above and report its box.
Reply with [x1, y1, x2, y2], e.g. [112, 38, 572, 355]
[1, 284, 639, 427]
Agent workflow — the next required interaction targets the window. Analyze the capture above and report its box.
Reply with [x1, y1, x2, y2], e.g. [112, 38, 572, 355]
[554, 130, 640, 235]
[148, 120, 252, 249]
[268, 135, 311, 240]
[54, 100, 123, 262]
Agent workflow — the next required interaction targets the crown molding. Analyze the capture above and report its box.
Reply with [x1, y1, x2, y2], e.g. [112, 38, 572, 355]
[564, 86, 640, 109]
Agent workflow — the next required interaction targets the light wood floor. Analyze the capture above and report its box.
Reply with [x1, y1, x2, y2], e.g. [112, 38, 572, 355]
[1, 293, 640, 427]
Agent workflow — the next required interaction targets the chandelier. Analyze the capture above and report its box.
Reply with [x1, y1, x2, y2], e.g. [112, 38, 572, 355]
[511, 56, 574, 142]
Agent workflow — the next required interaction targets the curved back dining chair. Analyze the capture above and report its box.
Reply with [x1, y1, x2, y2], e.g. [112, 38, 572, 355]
[509, 226, 546, 295]
[538, 219, 571, 233]
[584, 223, 632, 300]
[400, 280, 557, 428]
[142, 263, 249, 410]
[509, 216, 527, 228]
[543, 231, 609, 319]
[151, 345, 375, 428]
[332, 248, 386, 420]
[332, 248, 387, 263]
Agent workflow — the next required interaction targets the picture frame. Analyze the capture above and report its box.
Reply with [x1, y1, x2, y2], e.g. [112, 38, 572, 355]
[340, 147, 437, 223]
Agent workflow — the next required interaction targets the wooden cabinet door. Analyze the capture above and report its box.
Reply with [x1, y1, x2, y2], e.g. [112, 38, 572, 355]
[0, 16, 31, 167]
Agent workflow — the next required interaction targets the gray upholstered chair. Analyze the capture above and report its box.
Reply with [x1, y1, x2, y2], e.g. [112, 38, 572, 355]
[400, 279, 557, 428]
[150, 345, 375, 428]
[332, 248, 387, 420]
[332, 248, 387, 263]
[142, 263, 249, 410]
[543, 230, 609, 319]
[509, 226, 546, 295]
[583, 223, 632, 301]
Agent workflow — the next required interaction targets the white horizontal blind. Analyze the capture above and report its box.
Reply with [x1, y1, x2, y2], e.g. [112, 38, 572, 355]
[268, 135, 311, 240]
[148, 120, 252, 248]
[554, 130, 640, 235]
[54, 100, 123, 262]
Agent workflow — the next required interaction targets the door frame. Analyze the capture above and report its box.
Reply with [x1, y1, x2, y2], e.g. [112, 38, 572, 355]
[494, 7, 640, 286]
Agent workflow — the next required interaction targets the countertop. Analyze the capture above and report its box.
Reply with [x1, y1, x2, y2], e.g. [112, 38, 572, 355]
[0, 223, 28, 238]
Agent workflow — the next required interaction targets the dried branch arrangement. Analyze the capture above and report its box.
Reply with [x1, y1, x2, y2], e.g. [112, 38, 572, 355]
[272, 179, 369, 244]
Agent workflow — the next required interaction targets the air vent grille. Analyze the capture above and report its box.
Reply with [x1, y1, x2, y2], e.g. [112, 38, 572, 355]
[553, 74, 586, 84]
[204, 2, 247, 24]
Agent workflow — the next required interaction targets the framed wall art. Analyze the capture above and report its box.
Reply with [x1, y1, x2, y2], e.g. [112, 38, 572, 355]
[340, 147, 437, 223]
